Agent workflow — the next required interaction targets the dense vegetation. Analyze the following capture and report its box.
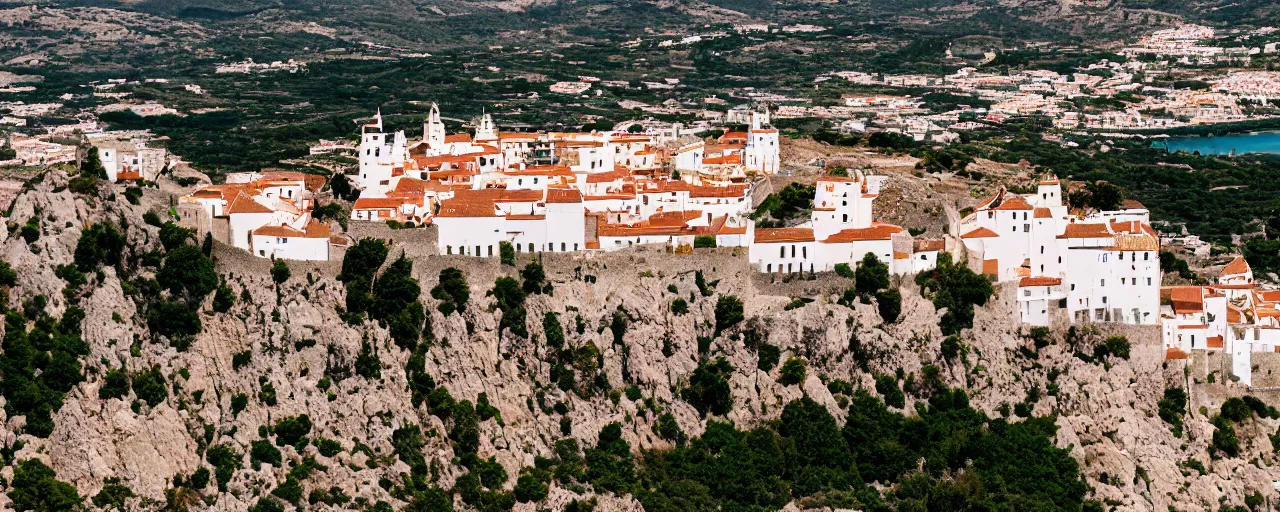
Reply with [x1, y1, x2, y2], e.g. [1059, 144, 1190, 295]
[914, 254, 995, 335]
[588, 390, 1093, 511]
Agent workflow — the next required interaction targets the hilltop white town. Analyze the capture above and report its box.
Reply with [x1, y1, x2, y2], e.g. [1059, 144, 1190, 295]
[3, 2, 1280, 510]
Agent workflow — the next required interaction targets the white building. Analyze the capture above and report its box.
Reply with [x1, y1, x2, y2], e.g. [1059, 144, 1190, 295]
[179, 171, 340, 261]
[1160, 257, 1280, 385]
[749, 171, 909, 275]
[959, 176, 1160, 327]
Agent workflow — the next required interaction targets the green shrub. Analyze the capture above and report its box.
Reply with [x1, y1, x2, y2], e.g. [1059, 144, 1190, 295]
[158, 222, 194, 252]
[875, 375, 905, 408]
[670, 298, 689, 315]
[131, 367, 168, 407]
[834, 263, 853, 278]
[314, 438, 342, 457]
[499, 241, 515, 266]
[431, 267, 470, 315]
[232, 350, 252, 371]
[273, 415, 313, 448]
[681, 357, 734, 417]
[74, 223, 125, 271]
[205, 444, 240, 492]
[654, 412, 684, 442]
[778, 357, 807, 385]
[854, 253, 889, 295]
[694, 235, 716, 248]
[914, 253, 994, 335]
[758, 343, 781, 372]
[9, 459, 82, 512]
[270, 259, 291, 284]
[157, 245, 218, 301]
[147, 299, 202, 338]
[714, 295, 744, 336]
[876, 289, 901, 324]
[251, 439, 283, 467]
[99, 369, 130, 400]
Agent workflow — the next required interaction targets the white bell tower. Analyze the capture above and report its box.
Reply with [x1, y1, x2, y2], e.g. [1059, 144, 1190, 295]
[424, 103, 446, 151]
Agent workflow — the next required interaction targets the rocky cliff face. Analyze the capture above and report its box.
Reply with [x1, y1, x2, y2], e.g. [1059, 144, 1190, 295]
[0, 171, 1276, 511]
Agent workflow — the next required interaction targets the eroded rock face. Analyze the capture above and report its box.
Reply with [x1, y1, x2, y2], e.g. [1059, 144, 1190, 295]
[0, 172, 1277, 510]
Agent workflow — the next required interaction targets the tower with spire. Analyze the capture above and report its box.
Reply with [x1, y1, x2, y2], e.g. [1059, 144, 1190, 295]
[475, 111, 498, 142]
[424, 103, 446, 151]
[746, 108, 779, 175]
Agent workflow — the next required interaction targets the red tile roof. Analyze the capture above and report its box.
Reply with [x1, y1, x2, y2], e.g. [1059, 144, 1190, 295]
[961, 227, 1000, 239]
[1167, 286, 1205, 313]
[1019, 277, 1062, 287]
[545, 188, 583, 204]
[353, 198, 408, 210]
[822, 223, 903, 243]
[227, 193, 274, 215]
[1222, 256, 1250, 277]
[1057, 223, 1112, 239]
[993, 195, 1033, 211]
[914, 239, 945, 252]
[754, 228, 815, 244]
[982, 259, 999, 276]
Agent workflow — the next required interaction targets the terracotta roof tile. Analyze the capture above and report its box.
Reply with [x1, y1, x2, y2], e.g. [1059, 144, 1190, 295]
[546, 188, 583, 203]
[982, 259, 999, 276]
[822, 223, 903, 243]
[961, 227, 1000, 239]
[754, 228, 815, 244]
[1019, 276, 1062, 287]
[1057, 223, 1112, 239]
[1110, 233, 1159, 252]
[914, 239, 945, 252]
[227, 193, 274, 215]
[1222, 256, 1251, 277]
[993, 195, 1033, 211]
[353, 198, 408, 210]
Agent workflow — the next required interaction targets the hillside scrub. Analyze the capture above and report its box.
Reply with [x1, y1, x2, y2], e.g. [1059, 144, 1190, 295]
[914, 253, 995, 335]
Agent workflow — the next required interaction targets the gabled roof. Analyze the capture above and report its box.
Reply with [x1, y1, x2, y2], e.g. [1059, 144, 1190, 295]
[1109, 220, 1156, 237]
[253, 220, 329, 239]
[1033, 207, 1053, 219]
[960, 227, 1000, 239]
[993, 195, 1033, 211]
[227, 193, 274, 215]
[981, 259, 998, 276]
[1222, 256, 1251, 277]
[436, 190, 499, 218]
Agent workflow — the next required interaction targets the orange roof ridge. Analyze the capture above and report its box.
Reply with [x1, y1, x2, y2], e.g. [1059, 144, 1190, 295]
[1222, 255, 1251, 277]
[227, 193, 274, 215]
[961, 227, 999, 239]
